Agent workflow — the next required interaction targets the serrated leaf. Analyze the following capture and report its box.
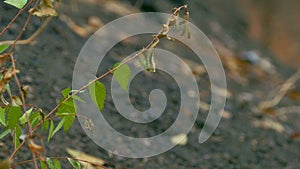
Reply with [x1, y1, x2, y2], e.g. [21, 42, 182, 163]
[46, 158, 54, 169]
[61, 116, 74, 132]
[56, 101, 75, 132]
[53, 159, 61, 169]
[113, 63, 131, 92]
[0, 45, 9, 54]
[57, 87, 76, 132]
[67, 158, 81, 169]
[19, 107, 33, 125]
[61, 87, 71, 98]
[4, 0, 27, 9]
[0, 107, 6, 126]
[0, 129, 11, 139]
[89, 81, 106, 111]
[48, 120, 54, 142]
[7, 106, 22, 130]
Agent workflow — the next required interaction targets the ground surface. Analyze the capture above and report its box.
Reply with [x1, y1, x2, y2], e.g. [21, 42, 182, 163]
[1, 0, 300, 168]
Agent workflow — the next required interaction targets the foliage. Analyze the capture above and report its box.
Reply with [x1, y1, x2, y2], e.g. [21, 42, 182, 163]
[4, 0, 27, 9]
[0, 1, 190, 168]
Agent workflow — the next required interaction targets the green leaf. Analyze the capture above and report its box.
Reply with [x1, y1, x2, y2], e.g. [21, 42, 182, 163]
[61, 115, 74, 132]
[7, 106, 22, 130]
[19, 107, 33, 125]
[53, 159, 61, 169]
[46, 158, 54, 169]
[29, 112, 42, 128]
[48, 120, 54, 142]
[61, 87, 71, 98]
[0, 44, 9, 54]
[56, 101, 75, 132]
[48, 118, 65, 142]
[13, 125, 22, 147]
[89, 81, 106, 111]
[4, 0, 27, 9]
[52, 118, 65, 136]
[113, 63, 131, 92]
[0, 107, 6, 126]
[40, 160, 47, 169]
[67, 158, 81, 169]
[41, 120, 49, 132]
[0, 129, 11, 139]
[56, 87, 77, 132]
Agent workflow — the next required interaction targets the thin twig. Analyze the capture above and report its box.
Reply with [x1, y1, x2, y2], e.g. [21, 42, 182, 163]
[11, 5, 189, 165]
[0, 0, 35, 36]
[41, 4, 188, 121]
[0, 17, 53, 46]
[258, 70, 300, 112]
[12, 156, 112, 169]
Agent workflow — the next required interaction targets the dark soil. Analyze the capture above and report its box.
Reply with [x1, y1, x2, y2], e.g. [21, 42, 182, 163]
[1, 0, 299, 168]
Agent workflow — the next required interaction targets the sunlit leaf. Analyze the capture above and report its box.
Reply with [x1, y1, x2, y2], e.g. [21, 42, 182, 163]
[0, 45, 9, 54]
[4, 0, 27, 9]
[0, 129, 11, 139]
[67, 158, 81, 169]
[0, 107, 6, 126]
[46, 158, 54, 169]
[113, 63, 131, 92]
[7, 106, 22, 130]
[56, 87, 76, 132]
[48, 120, 54, 142]
[89, 81, 106, 111]
[53, 159, 61, 169]
[19, 107, 33, 125]
[40, 161, 47, 169]
[48, 118, 65, 142]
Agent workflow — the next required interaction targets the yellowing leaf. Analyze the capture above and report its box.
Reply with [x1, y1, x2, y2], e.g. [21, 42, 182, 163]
[89, 81, 106, 112]
[31, 7, 57, 17]
[0, 159, 12, 169]
[66, 148, 106, 169]
[113, 63, 131, 92]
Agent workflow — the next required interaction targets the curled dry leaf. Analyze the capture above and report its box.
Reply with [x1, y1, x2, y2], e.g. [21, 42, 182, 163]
[29, 0, 58, 17]
[0, 68, 20, 93]
[28, 139, 45, 158]
[252, 118, 285, 133]
[0, 54, 10, 66]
